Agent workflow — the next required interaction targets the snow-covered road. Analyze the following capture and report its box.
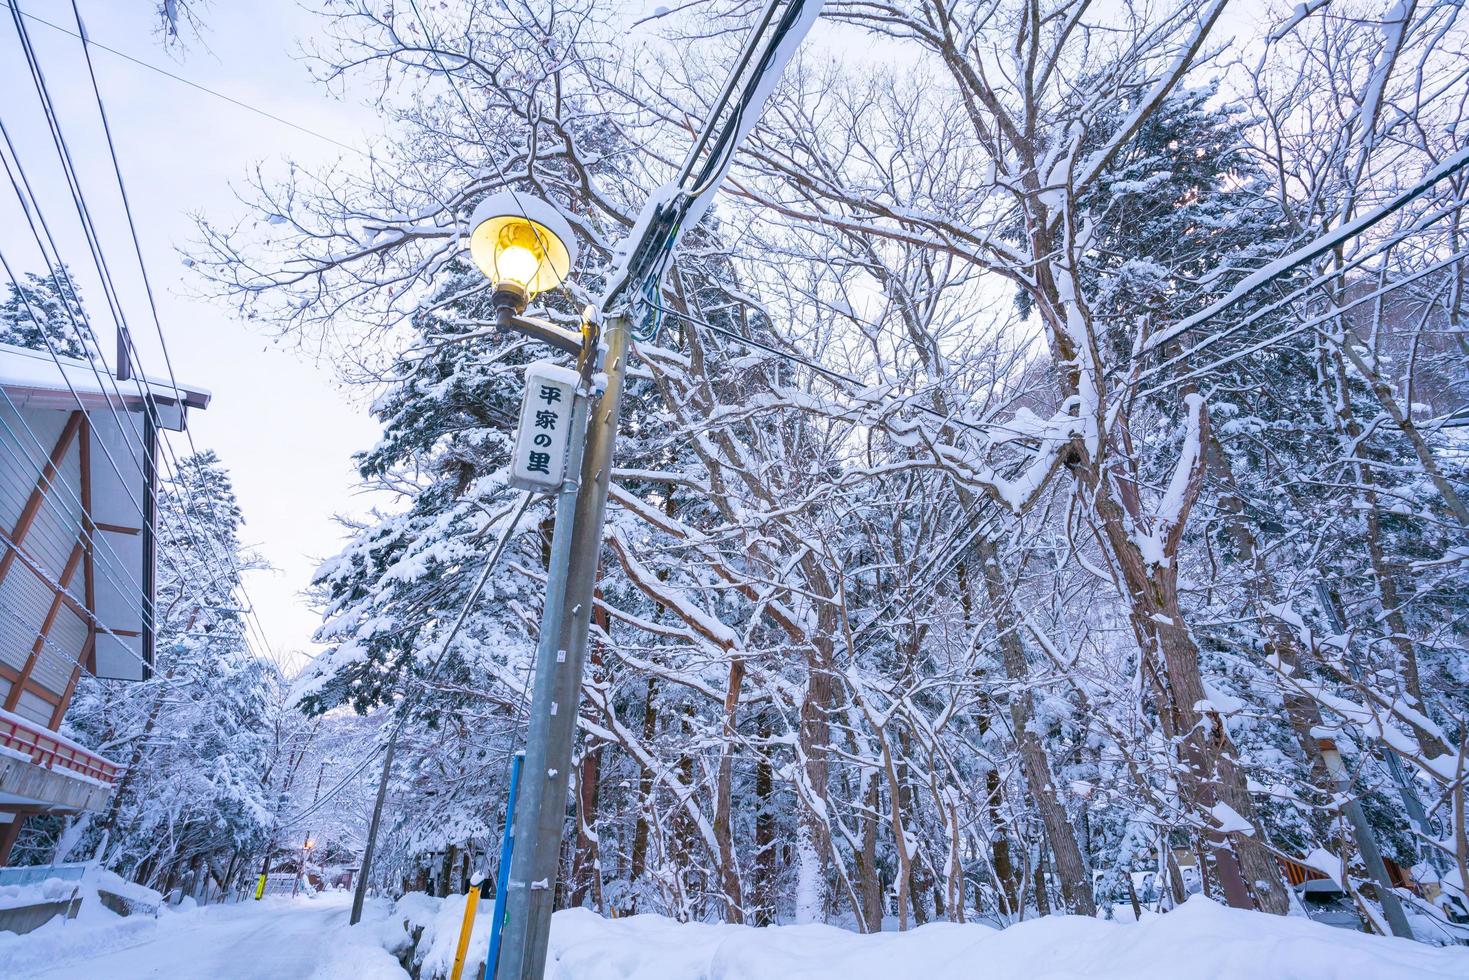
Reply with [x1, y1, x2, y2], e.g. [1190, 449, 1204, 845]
[20, 892, 356, 980]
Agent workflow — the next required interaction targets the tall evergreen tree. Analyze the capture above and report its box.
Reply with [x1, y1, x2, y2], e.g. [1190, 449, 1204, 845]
[0, 266, 95, 360]
[54, 452, 279, 891]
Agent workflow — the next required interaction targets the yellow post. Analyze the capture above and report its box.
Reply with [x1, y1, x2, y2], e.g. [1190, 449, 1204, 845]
[449, 881, 482, 980]
[254, 873, 267, 900]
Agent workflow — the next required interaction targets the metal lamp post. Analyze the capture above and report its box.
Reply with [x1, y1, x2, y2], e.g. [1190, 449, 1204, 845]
[464, 197, 631, 980]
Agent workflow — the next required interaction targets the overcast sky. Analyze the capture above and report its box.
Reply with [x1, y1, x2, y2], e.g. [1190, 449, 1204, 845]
[1, 0, 389, 671]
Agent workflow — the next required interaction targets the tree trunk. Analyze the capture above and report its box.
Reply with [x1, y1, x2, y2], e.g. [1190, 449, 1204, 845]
[440, 844, 457, 898]
[1088, 468, 1289, 915]
[570, 739, 602, 909]
[1203, 434, 1336, 798]
[975, 535, 1095, 916]
[571, 607, 610, 912]
[855, 775, 883, 931]
[1032, 840, 1051, 917]
[794, 628, 837, 924]
[628, 678, 658, 906]
[713, 656, 746, 922]
[672, 705, 697, 906]
[986, 767, 1018, 917]
[754, 720, 779, 927]
[1164, 844, 1187, 906]
[875, 726, 912, 931]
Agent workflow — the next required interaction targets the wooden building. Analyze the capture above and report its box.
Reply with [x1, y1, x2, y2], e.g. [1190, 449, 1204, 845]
[0, 341, 208, 862]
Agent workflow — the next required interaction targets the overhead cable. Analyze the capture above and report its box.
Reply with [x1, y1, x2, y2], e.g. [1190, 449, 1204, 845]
[1145, 141, 1469, 352]
[0, 0, 366, 157]
[6, 6, 279, 662]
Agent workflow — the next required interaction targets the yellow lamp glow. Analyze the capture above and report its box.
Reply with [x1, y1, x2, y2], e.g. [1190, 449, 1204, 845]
[468, 192, 577, 302]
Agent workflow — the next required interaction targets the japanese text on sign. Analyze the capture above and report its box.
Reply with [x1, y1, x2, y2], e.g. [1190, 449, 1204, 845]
[509, 362, 579, 490]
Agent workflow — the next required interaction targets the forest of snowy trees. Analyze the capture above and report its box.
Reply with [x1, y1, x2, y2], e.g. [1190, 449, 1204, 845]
[13, 0, 1467, 947]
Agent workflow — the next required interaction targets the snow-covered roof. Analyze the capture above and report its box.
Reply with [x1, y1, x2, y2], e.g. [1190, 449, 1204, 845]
[0, 341, 210, 425]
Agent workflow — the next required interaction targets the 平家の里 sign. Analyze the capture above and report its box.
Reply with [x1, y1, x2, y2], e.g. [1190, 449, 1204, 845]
[509, 361, 580, 490]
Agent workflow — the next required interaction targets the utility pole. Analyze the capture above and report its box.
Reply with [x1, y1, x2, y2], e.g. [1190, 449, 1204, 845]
[495, 316, 628, 979]
[115, 324, 132, 382]
[351, 729, 398, 925]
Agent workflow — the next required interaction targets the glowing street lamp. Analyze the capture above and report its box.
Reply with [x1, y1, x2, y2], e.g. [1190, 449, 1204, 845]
[469, 192, 577, 313]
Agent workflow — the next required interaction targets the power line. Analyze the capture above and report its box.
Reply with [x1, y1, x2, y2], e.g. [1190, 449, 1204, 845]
[0, 308, 246, 678]
[0, 386, 262, 730]
[0, 0, 366, 157]
[5, 4, 280, 665]
[603, 0, 819, 333]
[0, 134, 231, 621]
[61, 0, 282, 666]
[1145, 141, 1469, 353]
[276, 490, 538, 831]
[0, 210, 250, 652]
[1135, 191, 1469, 388]
[0, 395, 186, 645]
[67, 0, 187, 417]
[0, 258, 180, 610]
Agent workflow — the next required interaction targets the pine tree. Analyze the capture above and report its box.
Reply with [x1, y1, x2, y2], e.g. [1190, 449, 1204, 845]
[0, 267, 95, 360]
[56, 452, 278, 890]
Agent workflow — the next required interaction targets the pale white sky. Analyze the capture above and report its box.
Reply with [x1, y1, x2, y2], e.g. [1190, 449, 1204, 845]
[1, 0, 387, 671]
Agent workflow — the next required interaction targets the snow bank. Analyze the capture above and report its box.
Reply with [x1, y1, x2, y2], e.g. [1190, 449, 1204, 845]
[544, 898, 1469, 980]
[307, 934, 408, 980]
[338, 891, 1469, 980]
[92, 867, 163, 911]
[375, 890, 493, 980]
[0, 865, 159, 919]
[0, 887, 156, 977]
[413, 891, 491, 979]
[307, 895, 414, 980]
[0, 868, 161, 975]
[0, 877, 80, 912]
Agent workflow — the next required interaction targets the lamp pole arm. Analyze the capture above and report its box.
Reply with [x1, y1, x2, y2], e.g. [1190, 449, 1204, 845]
[495, 306, 585, 357]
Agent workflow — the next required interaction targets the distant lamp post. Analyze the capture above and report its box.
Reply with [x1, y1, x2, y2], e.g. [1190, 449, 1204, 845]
[294, 837, 316, 899]
[469, 192, 577, 313]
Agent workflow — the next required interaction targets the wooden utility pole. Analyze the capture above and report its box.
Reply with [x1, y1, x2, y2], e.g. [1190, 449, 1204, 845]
[351, 731, 398, 925]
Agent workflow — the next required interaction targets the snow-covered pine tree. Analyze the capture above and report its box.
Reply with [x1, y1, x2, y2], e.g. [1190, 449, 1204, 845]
[0, 265, 94, 360]
[50, 452, 278, 894]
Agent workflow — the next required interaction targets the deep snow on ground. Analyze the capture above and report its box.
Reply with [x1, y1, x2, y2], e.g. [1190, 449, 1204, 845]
[4, 889, 1469, 979]
[543, 899, 1469, 980]
[0, 889, 399, 980]
[400, 889, 1469, 979]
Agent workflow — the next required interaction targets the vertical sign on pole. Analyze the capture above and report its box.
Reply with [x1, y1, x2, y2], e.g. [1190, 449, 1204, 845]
[509, 362, 579, 491]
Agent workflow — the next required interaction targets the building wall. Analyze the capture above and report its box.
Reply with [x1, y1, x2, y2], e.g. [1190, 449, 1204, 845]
[0, 399, 151, 727]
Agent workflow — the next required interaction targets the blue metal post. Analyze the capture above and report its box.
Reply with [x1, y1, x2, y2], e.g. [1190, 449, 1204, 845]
[484, 752, 524, 980]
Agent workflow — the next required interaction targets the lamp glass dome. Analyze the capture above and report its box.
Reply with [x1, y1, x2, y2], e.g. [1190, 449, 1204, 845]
[469, 198, 575, 298]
